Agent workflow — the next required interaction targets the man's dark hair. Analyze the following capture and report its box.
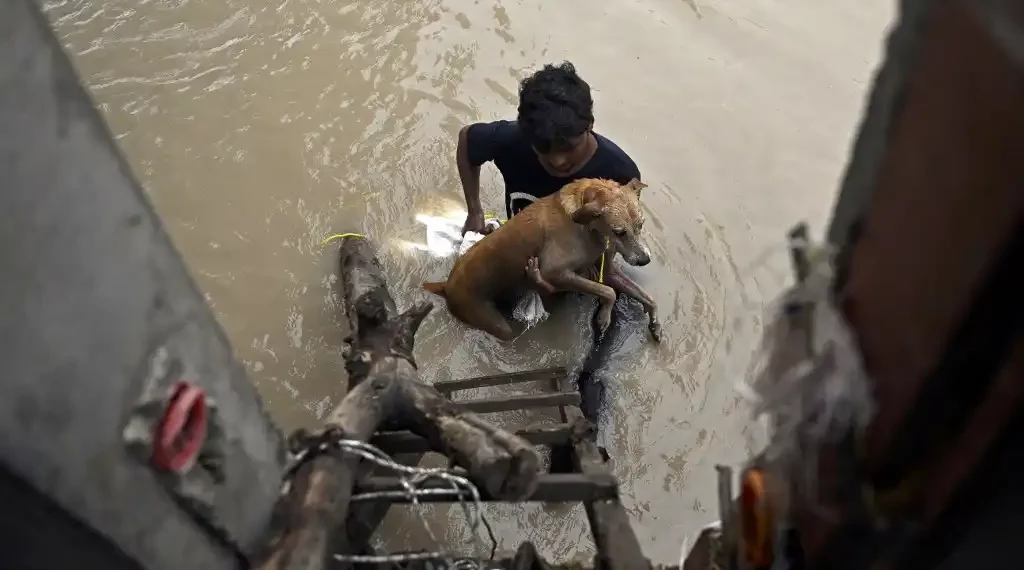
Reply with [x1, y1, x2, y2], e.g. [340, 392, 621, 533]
[517, 61, 594, 153]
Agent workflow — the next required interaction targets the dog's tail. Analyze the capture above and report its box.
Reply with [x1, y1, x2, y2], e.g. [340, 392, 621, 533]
[422, 281, 446, 298]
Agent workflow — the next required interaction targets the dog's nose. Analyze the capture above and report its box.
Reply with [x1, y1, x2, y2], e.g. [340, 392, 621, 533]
[633, 251, 651, 267]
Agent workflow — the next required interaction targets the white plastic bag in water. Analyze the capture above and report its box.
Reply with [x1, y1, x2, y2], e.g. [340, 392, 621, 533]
[511, 289, 549, 329]
[460, 222, 549, 331]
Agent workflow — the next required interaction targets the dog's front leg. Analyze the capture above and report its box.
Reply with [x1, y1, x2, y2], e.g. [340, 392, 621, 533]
[603, 263, 662, 342]
[545, 269, 618, 337]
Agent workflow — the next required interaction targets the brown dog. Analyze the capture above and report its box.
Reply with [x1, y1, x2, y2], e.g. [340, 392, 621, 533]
[423, 178, 661, 342]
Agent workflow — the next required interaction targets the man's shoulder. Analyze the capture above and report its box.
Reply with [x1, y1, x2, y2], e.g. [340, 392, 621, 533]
[592, 133, 641, 180]
[466, 120, 525, 145]
[464, 120, 530, 167]
[464, 120, 529, 167]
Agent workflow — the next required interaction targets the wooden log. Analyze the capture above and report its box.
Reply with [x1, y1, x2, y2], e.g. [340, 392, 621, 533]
[348, 421, 574, 548]
[339, 238, 541, 500]
[333, 238, 431, 554]
[396, 378, 542, 499]
[342, 462, 406, 559]
[353, 472, 619, 503]
[255, 237, 542, 570]
[253, 324, 412, 570]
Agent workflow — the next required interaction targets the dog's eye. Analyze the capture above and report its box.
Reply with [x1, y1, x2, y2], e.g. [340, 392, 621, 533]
[613, 228, 627, 237]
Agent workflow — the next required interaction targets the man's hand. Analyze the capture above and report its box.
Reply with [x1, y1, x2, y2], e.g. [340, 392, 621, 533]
[525, 257, 556, 295]
[462, 209, 487, 236]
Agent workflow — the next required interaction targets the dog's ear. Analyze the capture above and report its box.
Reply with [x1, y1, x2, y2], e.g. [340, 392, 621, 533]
[571, 200, 604, 224]
[624, 178, 648, 197]
[571, 183, 606, 223]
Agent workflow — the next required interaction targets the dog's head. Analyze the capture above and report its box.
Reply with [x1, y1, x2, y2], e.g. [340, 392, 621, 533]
[570, 178, 651, 266]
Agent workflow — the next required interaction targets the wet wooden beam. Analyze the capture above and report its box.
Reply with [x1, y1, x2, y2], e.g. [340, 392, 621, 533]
[390, 542, 668, 570]
[433, 366, 567, 394]
[452, 392, 581, 414]
[552, 372, 648, 570]
[547, 372, 647, 570]
[353, 472, 619, 503]
[371, 423, 574, 455]
[548, 375, 576, 475]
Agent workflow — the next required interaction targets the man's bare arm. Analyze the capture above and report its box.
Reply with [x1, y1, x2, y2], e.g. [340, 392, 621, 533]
[457, 126, 484, 234]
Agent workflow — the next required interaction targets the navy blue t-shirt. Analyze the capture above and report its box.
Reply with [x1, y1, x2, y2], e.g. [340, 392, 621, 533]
[465, 120, 641, 217]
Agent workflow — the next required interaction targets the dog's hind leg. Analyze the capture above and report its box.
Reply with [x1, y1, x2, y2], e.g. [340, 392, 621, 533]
[450, 298, 517, 341]
[422, 281, 446, 296]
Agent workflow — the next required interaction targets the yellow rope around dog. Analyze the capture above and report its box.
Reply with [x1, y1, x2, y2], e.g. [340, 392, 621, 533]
[598, 237, 610, 284]
[320, 232, 366, 246]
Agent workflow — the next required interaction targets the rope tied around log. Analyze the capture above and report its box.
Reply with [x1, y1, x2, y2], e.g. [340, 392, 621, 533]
[283, 428, 499, 565]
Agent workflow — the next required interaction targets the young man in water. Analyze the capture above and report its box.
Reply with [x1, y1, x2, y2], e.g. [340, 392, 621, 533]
[456, 61, 642, 234]
[455, 63, 651, 445]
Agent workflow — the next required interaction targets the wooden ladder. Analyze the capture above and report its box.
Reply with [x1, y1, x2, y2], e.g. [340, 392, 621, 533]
[353, 366, 649, 570]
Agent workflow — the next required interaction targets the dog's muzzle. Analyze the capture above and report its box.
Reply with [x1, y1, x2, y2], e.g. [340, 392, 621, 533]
[626, 249, 651, 267]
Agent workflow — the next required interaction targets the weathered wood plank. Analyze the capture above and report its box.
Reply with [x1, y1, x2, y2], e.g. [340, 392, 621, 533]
[371, 423, 574, 454]
[433, 367, 567, 394]
[452, 392, 581, 414]
[383, 542, 668, 570]
[554, 375, 649, 570]
[353, 472, 619, 503]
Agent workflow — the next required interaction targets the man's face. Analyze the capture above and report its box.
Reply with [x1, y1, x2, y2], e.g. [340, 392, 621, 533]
[532, 132, 591, 176]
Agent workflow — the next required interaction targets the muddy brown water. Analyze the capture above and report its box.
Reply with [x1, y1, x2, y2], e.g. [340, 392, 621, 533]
[44, 0, 893, 563]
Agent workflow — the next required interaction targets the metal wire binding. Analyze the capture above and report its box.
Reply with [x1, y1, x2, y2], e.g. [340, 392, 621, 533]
[285, 435, 498, 567]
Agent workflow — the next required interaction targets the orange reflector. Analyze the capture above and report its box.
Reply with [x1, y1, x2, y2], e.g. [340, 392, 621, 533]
[740, 467, 773, 568]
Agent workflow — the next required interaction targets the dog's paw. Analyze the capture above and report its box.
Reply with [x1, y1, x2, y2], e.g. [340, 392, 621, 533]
[594, 308, 613, 338]
[649, 319, 663, 343]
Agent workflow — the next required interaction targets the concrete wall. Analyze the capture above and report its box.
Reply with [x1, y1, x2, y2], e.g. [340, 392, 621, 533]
[0, 1, 287, 568]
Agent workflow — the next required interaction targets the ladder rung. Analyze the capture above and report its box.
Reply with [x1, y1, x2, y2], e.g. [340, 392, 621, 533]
[353, 472, 619, 503]
[433, 366, 566, 394]
[372, 422, 575, 454]
[452, 391, 580, 414]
